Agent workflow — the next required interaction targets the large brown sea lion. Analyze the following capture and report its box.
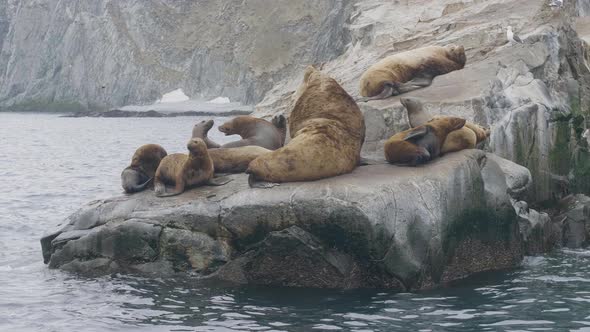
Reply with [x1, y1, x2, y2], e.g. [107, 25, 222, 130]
[121, 144, 167, 193]
[402, 97, 490, 154]
[384, 117, 466, 165]
[154, 138, 230, 197]
[246, 66, 366, 186]
[359, 45, 466, 101]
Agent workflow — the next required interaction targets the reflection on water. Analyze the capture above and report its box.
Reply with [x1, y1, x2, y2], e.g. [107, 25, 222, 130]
[0, 113, 589, 331]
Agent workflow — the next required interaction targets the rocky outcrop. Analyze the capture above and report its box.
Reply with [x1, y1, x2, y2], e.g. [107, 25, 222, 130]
[553, 194, 590, 248]
[43, 150, 534, 289]
[0, 0, 352, 111]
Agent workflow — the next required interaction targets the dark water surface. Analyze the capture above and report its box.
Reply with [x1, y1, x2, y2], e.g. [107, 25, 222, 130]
[0, 113, 589, 332]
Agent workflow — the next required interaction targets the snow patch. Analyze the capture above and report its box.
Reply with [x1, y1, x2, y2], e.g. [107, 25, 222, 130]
[207, 96, 231, 104]
[157, 89, 190, 103]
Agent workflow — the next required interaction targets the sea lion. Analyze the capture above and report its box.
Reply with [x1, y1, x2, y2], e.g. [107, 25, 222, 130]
[192, 120, 272, 173]
[246, 66, 365, 186]
[192, 120, 221, 149]
[402, 97, 490, 154]
[218, 116, 283, 150]
[359, 45, 466, 101]
[208, 146, 272, 173]
[121, 144, 167, 193]
[154, 138, 230, 197]
[384, 117, 466, 165]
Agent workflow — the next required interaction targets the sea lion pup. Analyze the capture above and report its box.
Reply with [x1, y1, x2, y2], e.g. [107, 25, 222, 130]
[121, 144, 167, 193]
[246, 66, 365, 186]
[358, 45, 466, 101]
[402, 97, 490, 154]
[192, 120, 221, 149]
[154, 138, 231, 197]
[384, 117, 466, 165]
[217, 116, 283, 150]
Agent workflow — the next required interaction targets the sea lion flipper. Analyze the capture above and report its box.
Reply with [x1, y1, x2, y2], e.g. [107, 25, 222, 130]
[155, 179, 185, 197]
[129, 177, 153, 192]
[403, 126, 429, 141]
[248, 174, 280, 189]
[356, 82, 397, 102]
[207, 176, 233, 186]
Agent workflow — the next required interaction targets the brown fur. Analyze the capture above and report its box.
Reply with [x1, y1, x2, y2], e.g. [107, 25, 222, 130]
[384, 117, 466, 165]
[154, 138, 214, 197]
[429, 116, 490, 154]
[403, 97, 490, 155]
[271, 114, 288, 146]
[121, 144, 167, 193]
[208, 146, 271, 173]
[246, 66, 366, 183]
[218, 116, 283, 150]
[359, 45, 466, 98]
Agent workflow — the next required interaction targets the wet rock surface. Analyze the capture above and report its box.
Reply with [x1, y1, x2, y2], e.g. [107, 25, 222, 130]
[43, 150, 531, 289]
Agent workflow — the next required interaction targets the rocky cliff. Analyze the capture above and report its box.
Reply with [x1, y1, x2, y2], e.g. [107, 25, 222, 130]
[0, 0, 351, 111]
[255, 0, 590, 203]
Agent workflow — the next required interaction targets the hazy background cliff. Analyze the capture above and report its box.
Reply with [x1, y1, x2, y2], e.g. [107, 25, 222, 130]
[0, 0, 351, 111]
[1, 0, 590, 203]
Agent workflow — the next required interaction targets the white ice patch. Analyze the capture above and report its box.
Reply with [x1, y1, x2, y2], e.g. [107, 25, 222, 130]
[207, 96, 231, 104]
[157, 89, 190, 103]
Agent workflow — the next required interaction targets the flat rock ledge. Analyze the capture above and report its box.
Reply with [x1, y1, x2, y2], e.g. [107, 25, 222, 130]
[41, 150, 548, 290]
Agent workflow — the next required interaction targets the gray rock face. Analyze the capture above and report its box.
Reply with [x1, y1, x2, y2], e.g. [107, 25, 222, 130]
[43, 151, 531, 289]
[554, 194, 590, 248]
[0, 0, 351, 111]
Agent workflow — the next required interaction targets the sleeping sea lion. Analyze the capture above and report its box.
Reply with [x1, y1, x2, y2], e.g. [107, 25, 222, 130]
[246, 66, 365, 186]
[121, 144, 167, 193]
[402, 97, 490, 154]
[359, 45, 466, 101]
[154, 138, 230, 197]
[384, 117, 466, 165]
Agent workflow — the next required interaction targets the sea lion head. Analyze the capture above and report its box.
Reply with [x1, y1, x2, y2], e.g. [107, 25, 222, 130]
[445, 44, 466, 67]
[218, 118, 238, 136]
[187, 138, 208, 153]
[218, 116, 258, 137]
[192, 119, 214, 137]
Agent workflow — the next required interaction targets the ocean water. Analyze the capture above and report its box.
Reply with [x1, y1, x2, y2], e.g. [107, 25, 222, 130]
[0, 112, 589, 332]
